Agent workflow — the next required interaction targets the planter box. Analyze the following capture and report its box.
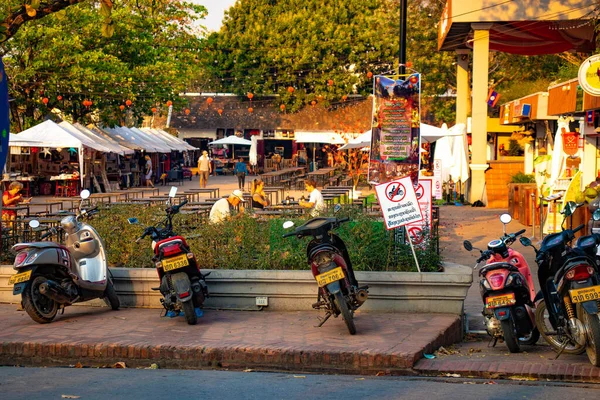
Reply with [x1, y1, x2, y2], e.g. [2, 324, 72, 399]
[0, 263, 472, 314]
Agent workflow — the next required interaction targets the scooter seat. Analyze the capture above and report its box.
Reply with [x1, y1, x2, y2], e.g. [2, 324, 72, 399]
[12, 242, 68, 252]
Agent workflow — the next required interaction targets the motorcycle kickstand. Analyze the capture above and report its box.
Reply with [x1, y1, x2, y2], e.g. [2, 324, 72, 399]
[553, 338, 570, 360]
[488, 337, 498, 348]
[315, 312, 332, 328]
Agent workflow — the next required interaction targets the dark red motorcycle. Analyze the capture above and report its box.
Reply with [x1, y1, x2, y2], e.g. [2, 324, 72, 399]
[283, 213, 368, 335]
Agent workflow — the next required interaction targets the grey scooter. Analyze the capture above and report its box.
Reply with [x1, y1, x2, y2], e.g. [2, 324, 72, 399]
[7, 190, 119, 323]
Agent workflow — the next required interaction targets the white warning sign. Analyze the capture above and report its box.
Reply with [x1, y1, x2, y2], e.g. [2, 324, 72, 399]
[374, 176, 423, 230]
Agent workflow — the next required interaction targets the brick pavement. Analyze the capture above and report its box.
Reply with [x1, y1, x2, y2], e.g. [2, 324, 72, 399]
[0, 305, 461, 374]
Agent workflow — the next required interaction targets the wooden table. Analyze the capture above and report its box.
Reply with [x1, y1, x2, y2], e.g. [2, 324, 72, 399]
[40, 201, 64, 215]
[2, 205, 30, 217]
[186, 188, 220, 198]
[307, 167, 336, 187]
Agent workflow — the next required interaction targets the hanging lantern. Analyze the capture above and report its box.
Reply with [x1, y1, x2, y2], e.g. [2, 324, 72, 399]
[125, 99, 132, 107]
[406, 61, 413, 68]
[217, 108, 223, 116]
[207, 97, 213, 105]
[311, 100, 316, 106]
[83, 100, 92, 108]
[248, 107, 253, 113]
[57, 95, 63, 101]
[247, 92, 254, 100]
[42, 97, 49, 105]
[151, 107, 157, 113]
[280, 104, 285, 111]
[327, 79, 334, 86]
[184, 108, 191, 115]
[287, 86, 294, 93]
[119, 105, 125, 111]
[367, 71, 373, 78]
[342, 95, 348, 101]
[166, 100, 173, 107]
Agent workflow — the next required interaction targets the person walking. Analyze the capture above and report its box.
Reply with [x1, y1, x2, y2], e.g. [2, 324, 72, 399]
[234, 157, 249, 190]
[198, 150, 211, 188]
[144, 155, 154, 188]
[299, 178, 324, 217]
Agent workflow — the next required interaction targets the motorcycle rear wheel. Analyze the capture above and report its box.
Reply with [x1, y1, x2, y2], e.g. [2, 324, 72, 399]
[500, 319, 521, 353]
[535, 299, 585, 355]
[182, 300, 197, 325]
[103, 279, 120, 310]
[22, 276, 58, 324]
[334, 291, 356, 335]
[576, 303, 600, 367]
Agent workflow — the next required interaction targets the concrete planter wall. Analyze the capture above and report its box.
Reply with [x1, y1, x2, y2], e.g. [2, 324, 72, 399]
[0, 262, 472, 314]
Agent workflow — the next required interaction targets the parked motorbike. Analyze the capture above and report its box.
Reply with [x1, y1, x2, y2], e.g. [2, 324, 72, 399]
[282, 206, 368, 335]
[7, 190, 119, 324]
[128, 187, 208, 325]
[520, 201, 600, 366]
[463, 213, 539, 352]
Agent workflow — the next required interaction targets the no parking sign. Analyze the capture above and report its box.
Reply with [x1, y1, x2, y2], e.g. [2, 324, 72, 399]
[374, 176, 423, 230]
[406, 180, 432, 245]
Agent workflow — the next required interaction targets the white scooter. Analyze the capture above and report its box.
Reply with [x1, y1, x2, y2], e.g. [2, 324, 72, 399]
[7, 190, 119, 323]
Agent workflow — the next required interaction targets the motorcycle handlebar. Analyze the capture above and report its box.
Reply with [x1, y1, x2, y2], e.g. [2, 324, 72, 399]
[514, 229, 526, 237]
[573, 224, 585, 234]
[40, 227, 57, 240]
[338, 217, 350, 224]
[282, 231, 297, 238]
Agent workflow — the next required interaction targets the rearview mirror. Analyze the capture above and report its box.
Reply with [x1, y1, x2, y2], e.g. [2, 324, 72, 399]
[519, 237, 532, 247]
[283, 221, 294, 229]
[333, 204, 342, 214]
[127, 217, 139, 224]
[562, 201, 577, 217]
[499, 213, 512, 224]
[169, 187, 178, 198]
[463, 240, 473, 252]
[593, 209, 600, 222]
[29, 220, 40, 229]
[80, 189, 90, 200]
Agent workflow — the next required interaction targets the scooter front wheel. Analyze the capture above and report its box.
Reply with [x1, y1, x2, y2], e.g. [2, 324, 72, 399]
[23, 276, 58, 324]
[334, 291, 356, 335]
[535, 299, 585, 354]
[576, 303, 600, 366]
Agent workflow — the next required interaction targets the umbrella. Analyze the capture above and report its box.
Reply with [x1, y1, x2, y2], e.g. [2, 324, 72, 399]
[208, 135, 252, 158]
[338, 130, 372, 150]
[295, 131, 345, 170]
[249, 135, 258, 169]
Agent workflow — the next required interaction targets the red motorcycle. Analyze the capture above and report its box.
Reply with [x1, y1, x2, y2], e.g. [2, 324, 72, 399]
[282, 212, 368, 335]
[129, 188, 208, 325]
[464, 213, 539, 352]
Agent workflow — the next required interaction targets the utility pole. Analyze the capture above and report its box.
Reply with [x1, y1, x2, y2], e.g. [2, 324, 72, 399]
[399, 0, 408, 75]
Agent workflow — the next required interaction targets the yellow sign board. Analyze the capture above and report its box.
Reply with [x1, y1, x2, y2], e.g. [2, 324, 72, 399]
[578, 54, 600, 97]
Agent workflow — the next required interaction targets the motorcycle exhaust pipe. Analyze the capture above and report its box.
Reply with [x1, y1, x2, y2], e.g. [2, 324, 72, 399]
[39, 280, 71, 304]
[356, 289, 369, 305]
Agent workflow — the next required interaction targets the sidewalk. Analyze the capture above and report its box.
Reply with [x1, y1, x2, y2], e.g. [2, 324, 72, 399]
[0, 305, 460, 375]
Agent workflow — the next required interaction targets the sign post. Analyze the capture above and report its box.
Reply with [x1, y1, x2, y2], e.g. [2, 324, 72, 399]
[0, 57, 10, 251]
[374, 175, 424, 271]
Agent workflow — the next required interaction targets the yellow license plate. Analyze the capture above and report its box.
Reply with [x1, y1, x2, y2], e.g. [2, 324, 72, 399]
[162, 254, 189, 272]
[315, 267, 345, 288]
[486, 293, 516, 309]
[8, 270, 32, 285]
[570, 285, 600, 303]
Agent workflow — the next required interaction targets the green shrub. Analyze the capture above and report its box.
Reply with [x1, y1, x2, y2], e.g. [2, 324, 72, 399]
[3, 205, 442, 272]
[510, 172, 536, 183]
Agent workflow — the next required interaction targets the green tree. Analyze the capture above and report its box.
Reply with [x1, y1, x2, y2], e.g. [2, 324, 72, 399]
[2, 0, 207, 130]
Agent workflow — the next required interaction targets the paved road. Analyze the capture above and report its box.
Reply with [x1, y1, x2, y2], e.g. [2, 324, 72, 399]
[1, 367, 599, 400]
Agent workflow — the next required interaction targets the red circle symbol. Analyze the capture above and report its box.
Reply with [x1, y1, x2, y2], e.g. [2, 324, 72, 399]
[414, 184, 424, 200]
[408, 227, 424, 244]
[385, 182, 406, 202]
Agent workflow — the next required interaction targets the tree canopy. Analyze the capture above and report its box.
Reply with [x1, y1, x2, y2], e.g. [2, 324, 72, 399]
[2, 0, 207, 131]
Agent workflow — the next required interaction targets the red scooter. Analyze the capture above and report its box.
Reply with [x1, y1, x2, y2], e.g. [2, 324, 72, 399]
[464, 213, 539, 352]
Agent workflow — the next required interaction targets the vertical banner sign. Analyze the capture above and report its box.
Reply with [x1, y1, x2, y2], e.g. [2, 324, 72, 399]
[405, 180, 432, 245]
[374, 175, 423, 230]
[433, 159, 442, 200]
[369, 74, 421, 186]
[0, 57, 8, 174]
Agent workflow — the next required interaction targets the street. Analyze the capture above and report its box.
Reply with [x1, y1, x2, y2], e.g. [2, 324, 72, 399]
[1, 367, 600, 400]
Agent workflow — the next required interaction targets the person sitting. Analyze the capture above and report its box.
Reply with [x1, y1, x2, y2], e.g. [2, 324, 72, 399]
[251, 179, 270, 210]
[299, 178, 324, 217]
[2, 181, 31, 228]
[209, 189, 245, 224]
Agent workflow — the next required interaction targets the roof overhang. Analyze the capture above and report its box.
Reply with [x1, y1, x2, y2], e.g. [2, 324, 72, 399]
[438, 0, 598, 55]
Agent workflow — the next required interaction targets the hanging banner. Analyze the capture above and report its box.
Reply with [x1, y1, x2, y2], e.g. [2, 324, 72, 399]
[562, 130, 578, 156]
[0, 57, 8, 174]
[369, 74, 421, 186]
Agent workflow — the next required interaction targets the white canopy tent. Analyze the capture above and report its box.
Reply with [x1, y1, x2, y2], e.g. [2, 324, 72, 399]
[72, 123, 134, 155]
[142, 128, 197, 151]
[130, 127, 173, 153]
[91, 126, 144, 151]
[103, 126, 155, 152]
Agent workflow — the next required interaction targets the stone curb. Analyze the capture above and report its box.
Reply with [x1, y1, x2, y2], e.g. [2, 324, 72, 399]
[0, 317, 463, 374]
[414, 358, 600, 383]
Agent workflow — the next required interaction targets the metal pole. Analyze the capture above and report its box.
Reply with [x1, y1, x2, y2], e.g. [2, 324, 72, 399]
[399, 0, 407, 75]
[531, 192, 535, 238]
[405, 228, 421, 273]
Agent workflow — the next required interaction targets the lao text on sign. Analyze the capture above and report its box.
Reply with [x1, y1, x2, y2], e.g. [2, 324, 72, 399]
[374, 176, 423, 230]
